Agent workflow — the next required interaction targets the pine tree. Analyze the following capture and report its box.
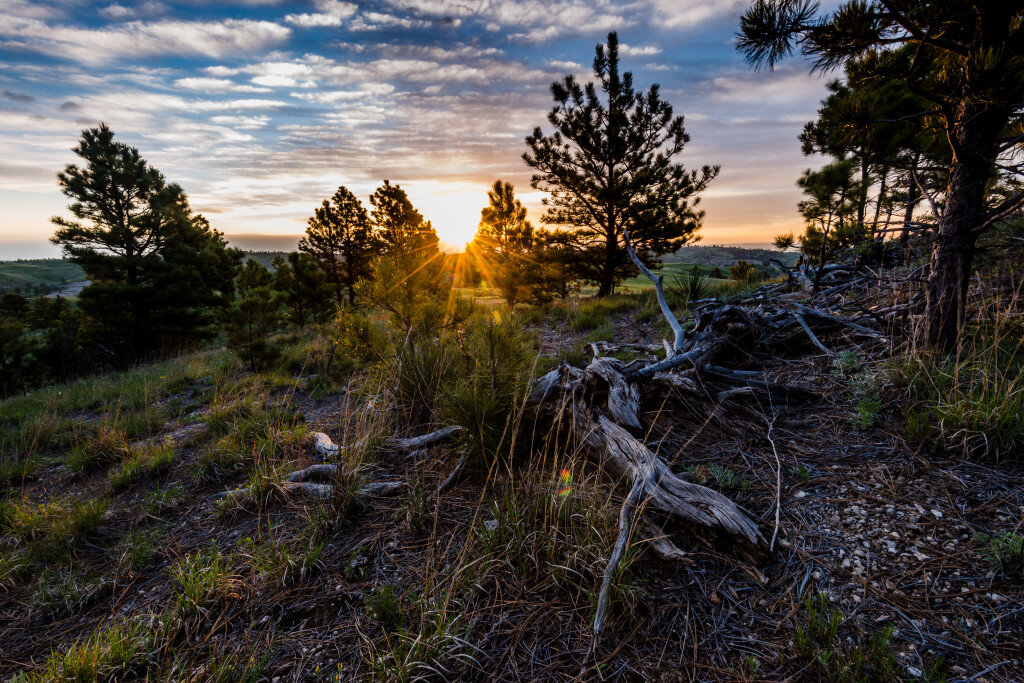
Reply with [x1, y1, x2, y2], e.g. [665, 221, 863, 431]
[222, 260, 283, 371]
[50, 125, 241, 362]
[273, 252, 334, 327]
[738, 0, 1024, 349]
[360, 182, 465, 336]
[299, 186, 375, 306]
[469, 180, 534, 307]
[524, 32, 719, 296]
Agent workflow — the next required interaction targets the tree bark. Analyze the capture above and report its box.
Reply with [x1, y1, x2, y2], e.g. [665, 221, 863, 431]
[922, 103, 998, 350]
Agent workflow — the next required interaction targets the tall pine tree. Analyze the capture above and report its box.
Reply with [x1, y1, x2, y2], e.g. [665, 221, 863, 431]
[469, 180, 534, 307]
[369, 179, 440, 256]
[50, 124, 241, 362]
[524, 32, 719, 296]
[299, 185, 375, 306]
[738, 0, 1024, 349]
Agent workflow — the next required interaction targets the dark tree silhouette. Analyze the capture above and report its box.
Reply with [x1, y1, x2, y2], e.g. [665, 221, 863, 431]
[221, 260, 283, 371]
[369, 179, 439, 256]
[524, 32, 719, 296]
[469, 180, 534, 307]
[272, 252, 334, 327]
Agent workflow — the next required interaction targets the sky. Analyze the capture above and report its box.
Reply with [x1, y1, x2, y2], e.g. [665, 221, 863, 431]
[0, 0, 834, 259]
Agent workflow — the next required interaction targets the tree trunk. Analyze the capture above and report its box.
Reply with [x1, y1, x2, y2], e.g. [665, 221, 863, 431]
[922, 105, 997, 350]
[598, 221, 616, 297]
[857, 152, 869, 232]
[899, 151, 921, 248]
[870, 165, 888, 241]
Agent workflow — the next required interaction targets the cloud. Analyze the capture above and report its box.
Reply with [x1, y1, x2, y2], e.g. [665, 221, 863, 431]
[620, 43, 661, 57]
[99, 4, 134, 20]
[2, 89, 35, 103]
[209, 114, 271, 129]
[0, 15, 290, 64]
[174, 77, 272, 93]
[285, 0, 357, 27]
[643, 0, 746, 29]
[373, 0, 628, 40]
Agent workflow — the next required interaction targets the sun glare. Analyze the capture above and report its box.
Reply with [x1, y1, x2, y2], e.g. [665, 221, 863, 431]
[402, 184, 485, 252]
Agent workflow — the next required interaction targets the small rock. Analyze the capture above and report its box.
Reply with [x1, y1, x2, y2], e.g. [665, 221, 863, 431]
[931, 509, 943, 520]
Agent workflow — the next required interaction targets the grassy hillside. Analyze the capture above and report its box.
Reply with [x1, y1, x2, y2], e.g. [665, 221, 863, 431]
[0, 259, 85, 295]
[664, 244, 799, 267]
[1, 286, 1019, 680]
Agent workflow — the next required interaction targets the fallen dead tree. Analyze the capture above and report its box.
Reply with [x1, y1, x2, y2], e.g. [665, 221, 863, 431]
[515, 229, 897, 637]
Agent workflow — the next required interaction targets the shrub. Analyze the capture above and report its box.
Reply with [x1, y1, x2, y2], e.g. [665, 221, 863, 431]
[169, 545, 233, 617]
[3, 495, 109, 560]
[14, 620, 150, 682]
[792, 591, 905, 681]
[238, 531, 324, 587]
[31, 568, 112, 619]
[395, 338, 456, 409]
[67, 422, 128, 472]
[440, 312, 535, 462]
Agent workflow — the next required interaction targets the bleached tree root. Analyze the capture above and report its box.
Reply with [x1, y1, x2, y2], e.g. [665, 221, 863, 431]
[286, 463, 338, 482]
[309, 425, 465, 461]
[389, 425, 465, 452]
[212, 426, 465, 504]
[210, 479, 404, 503]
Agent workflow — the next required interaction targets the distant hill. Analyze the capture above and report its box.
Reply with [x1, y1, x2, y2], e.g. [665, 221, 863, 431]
[0, 259, 86, 295]
[243, 251, 291, 270]
[665, 245, 798, 267]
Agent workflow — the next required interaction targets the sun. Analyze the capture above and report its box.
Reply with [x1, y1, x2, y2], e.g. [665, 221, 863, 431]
[400, 183, 483, 252]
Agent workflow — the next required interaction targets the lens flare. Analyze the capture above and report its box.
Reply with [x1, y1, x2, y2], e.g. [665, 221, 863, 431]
[557, 468, 573, 497]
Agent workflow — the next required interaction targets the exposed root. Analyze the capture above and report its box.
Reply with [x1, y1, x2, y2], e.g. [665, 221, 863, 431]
[285, 463, 338, 482]
[214, 427, 465, 504]
[389, 425, 465, 452]
[436, 454, 469, 496]
[643, 522, 692, 563]
[594, 480, 643, 637]
[210, 479, 404, 503]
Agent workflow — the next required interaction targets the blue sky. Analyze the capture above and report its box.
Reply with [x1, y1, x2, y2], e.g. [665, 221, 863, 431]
[0, 0, 832, 258]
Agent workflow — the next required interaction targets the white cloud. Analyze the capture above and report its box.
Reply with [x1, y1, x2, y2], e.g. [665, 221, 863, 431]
[174, 77, 271, 93]
[643, 0, 746, 29]
[285, 1, 357, 27]
[0, 15, 290, 64]
[99, 4, 134, 20]
[620, 43, 661, 57]
[209, 114, 271, 129]
[381, 0, 628, 40]
[290, 83, 394, 103]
